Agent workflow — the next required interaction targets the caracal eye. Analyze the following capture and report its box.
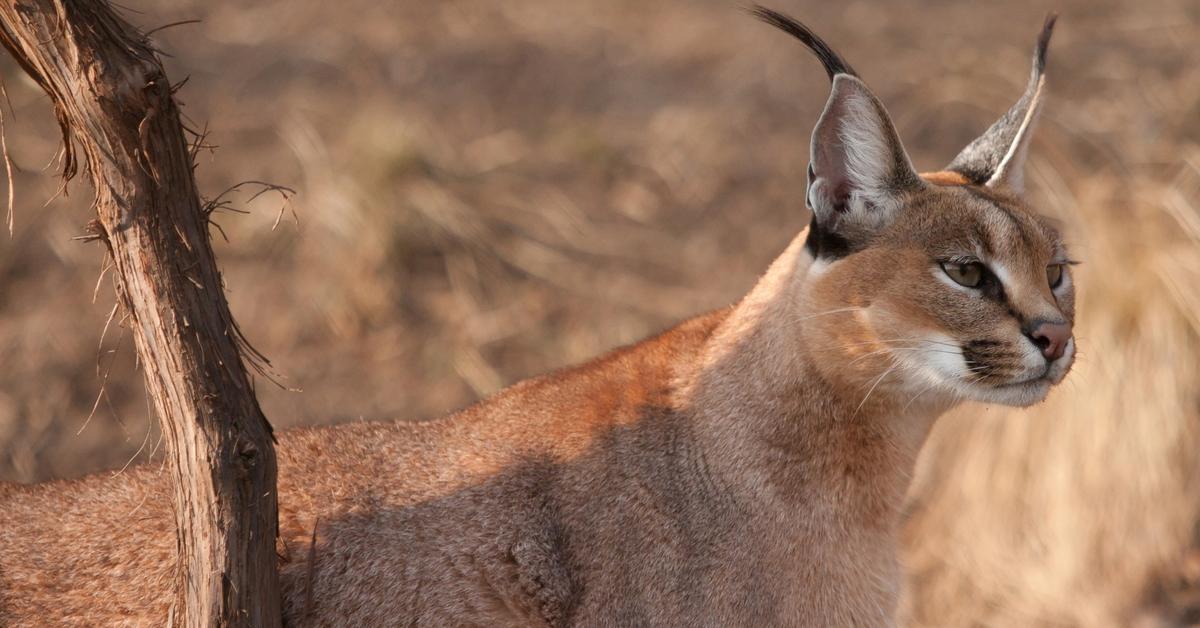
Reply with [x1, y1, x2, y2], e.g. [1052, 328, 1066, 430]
[941, 261, 984, 288]
[1047, 263, 1064, 288]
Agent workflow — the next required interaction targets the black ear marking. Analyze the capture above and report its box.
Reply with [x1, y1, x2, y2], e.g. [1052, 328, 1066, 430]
[748, 6, 857, 81]
[802, 214, 853, 260]
[803, 161, 851, 259]
[1034, 13, 1057, 75]
[945, 13, 1058, 191]
[754, 7, 924, 261]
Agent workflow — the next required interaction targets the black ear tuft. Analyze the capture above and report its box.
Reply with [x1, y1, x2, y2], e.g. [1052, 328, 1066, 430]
[750, 7, 922, 260]
[945, 13, 1058, 192]
[748, 5, 856, 81]
[1035, 13, 1058, 75]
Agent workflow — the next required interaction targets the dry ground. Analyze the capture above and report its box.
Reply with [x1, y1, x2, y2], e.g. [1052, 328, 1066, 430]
[0, 0, 1198, 624]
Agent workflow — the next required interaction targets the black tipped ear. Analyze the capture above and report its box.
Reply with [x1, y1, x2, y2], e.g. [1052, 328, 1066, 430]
[805, 75, 925, 258]
[751, 7, 923, 259]
[946, 14, 1057, 192]
[749, 6, 857, 81]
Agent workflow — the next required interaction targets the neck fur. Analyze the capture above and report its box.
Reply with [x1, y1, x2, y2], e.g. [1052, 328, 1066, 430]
[678, 232, 955, 524]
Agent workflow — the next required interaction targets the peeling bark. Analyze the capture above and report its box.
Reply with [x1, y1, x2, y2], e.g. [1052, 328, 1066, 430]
[0, 1, 282, 625]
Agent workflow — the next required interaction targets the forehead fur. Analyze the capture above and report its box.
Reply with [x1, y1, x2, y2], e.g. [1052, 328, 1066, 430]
[883, 182, 1062, 266]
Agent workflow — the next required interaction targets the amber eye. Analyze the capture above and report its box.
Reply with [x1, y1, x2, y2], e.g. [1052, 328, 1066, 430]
[941, 261, 985, 288]
[1047, 263, 1065, 288]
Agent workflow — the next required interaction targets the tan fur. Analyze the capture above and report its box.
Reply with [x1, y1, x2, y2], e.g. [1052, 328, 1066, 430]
[0, 16, 1075, 626]
[0, 183, 1075, 624]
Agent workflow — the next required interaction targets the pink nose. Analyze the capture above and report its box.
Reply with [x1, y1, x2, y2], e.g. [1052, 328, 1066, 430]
[1027, 320, 1072, 361]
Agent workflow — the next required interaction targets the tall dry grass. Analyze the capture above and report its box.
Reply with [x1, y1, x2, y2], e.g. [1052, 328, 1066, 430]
[0, 0, 1196, 623]
[901, 6, 1200, 621]
[904, 170, 1200, 626]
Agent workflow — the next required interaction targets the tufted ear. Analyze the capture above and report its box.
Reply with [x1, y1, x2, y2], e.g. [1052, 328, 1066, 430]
[946, 14, 1057, 193]
[752, 6, 924, 259]
[804, 75, 925, 257]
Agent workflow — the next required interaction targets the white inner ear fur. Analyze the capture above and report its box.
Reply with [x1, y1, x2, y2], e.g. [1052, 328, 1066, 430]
[809, 75, 916, 232]
[986, 77, 1046, 193]
[837, 86, 899, 216]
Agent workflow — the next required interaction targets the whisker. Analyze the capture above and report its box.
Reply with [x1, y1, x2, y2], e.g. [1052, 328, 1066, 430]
[794, 307, 864, 323]
[826, 338, 962, 352]
[902, 378, 941, 413]
[853, 360, 902, 418]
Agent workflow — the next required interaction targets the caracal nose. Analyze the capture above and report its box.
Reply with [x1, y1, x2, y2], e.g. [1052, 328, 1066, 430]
[1027, 320, 1071, 361]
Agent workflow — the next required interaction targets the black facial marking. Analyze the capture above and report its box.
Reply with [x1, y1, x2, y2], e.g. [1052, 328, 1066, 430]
[962, 340, 1022, 380]
[959, 187, 1044, 308]
[804, 161, 853, 260]
[803, 213, 852, 259]
[980, 271, 1006, 303]
[949, 259, 1006, 303]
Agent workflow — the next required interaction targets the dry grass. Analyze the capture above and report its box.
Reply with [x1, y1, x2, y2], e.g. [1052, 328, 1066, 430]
[0, 0, 1196, 624]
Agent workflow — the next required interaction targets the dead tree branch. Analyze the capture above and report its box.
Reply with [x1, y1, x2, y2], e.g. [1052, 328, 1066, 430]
[0, 0, 282, 625]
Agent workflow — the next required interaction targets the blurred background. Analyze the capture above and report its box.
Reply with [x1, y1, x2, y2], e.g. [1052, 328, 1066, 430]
[0, 0, 1197, 624]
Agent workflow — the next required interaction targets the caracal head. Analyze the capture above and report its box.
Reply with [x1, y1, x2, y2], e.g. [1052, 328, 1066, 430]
[756, 8, 1074, 408]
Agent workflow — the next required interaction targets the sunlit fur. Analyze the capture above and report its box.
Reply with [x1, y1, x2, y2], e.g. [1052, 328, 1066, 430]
[803, 175, 1075, 412]
[0, 183, 1077, 626]
[0, 11, 1075, 628]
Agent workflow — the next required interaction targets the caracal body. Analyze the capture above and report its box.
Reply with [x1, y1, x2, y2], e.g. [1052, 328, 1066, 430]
[0, 9, 1073, 626]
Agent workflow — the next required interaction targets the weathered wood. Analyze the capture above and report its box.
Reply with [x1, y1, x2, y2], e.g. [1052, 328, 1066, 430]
[0, 1, 282, 625]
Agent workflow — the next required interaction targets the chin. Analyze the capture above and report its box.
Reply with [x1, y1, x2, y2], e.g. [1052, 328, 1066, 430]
[964, 358, 1074, 407]
[967, 378, 1055, 407]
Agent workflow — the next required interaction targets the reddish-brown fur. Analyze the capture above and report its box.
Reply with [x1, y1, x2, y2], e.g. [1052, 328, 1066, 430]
[0, 208, 1074, 625]
[920, 171, 970, 186]
[0, 13, 1074, 627]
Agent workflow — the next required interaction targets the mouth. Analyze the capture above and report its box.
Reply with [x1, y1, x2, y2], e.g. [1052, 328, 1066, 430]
[972, 353, 1072, 407]
[996, 367, 1052, 389]
[906, 335, 1075, 407]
